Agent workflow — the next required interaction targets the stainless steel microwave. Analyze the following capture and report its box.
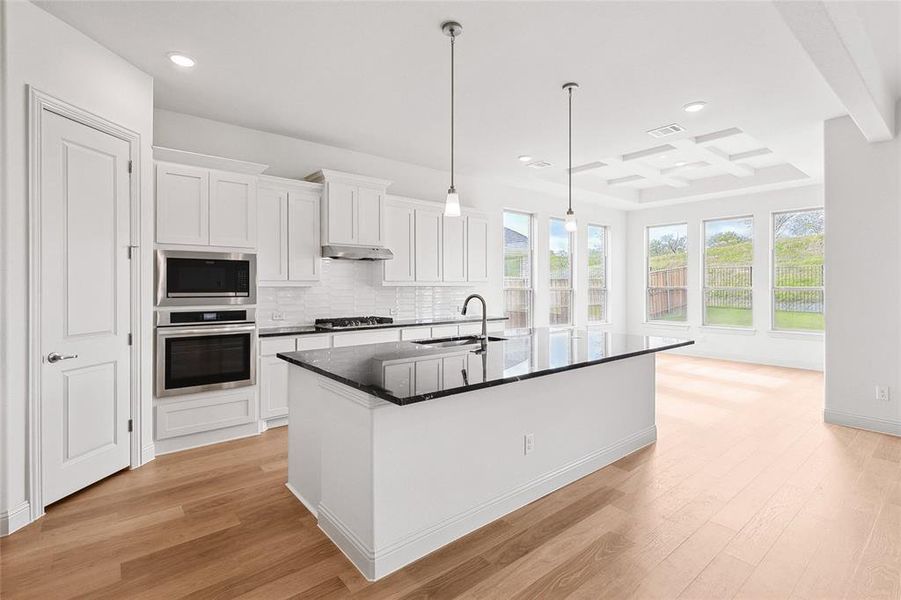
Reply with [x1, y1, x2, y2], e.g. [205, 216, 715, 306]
[155, 250, 256, 307]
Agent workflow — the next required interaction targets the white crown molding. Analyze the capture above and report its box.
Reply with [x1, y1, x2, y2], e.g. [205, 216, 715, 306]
[153, 146, 269, 174]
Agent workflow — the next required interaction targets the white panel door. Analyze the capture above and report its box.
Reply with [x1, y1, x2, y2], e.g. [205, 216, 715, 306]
[357, 187, 383, 246]
[383, 363, 414, 398]
[326, 181, 356, 244]
[442, 216, 467, 282]
[259, 355, 289, 420]
[40, 111, 132, 505]
[287, 191, 321, 282]
[257, 187, 288, 282]
[414, 359, 443, 395]
[155, 162, 209, 245]
[209, 170, 257, 248]
[383, 202, 415, 282]
[466, 216, 489, 282]
[414, 208, 443, 282]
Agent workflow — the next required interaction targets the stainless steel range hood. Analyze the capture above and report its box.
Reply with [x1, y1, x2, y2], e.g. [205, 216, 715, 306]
[322, 245, 394, 261]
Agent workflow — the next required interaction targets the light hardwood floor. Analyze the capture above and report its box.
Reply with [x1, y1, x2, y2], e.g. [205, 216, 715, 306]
[2, 355, 899, 599]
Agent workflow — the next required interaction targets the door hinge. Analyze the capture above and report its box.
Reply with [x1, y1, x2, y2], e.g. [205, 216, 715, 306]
[127, 419, 133, 433]
[127, 245, 138, 259]
[127, 333, 133, 346]
[128, 160, 133, 174]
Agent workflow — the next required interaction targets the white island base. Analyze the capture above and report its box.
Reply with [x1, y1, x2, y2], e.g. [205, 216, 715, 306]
[286, 354, 656, 581]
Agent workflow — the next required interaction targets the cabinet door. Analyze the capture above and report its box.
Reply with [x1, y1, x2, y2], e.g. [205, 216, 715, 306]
[357, 187, 383, 246]
[414, 359, 443, 395]
[156, 163, 209, 245]
[259, 355, 289, 420]
[442, 355, 467, 389]
[326, 181, 357, 244]
[287, 191, 321, 282]
[414, 208, 443, 282]
[383, 363, 414, 398]
[466, 216, 489, 282]
[209, 170, 257, 248]
[383, 203, 415, 282]
[257, 188, 288, 282]
[443, 216, 467, 282]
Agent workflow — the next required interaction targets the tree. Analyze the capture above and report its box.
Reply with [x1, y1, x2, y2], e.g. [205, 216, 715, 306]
[707, 230, 749, 247]
[649, 234, 687, 257]
[774, 211, 824, 238]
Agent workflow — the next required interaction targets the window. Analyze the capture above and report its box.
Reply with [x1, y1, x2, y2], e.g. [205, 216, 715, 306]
[703, 217, 753, 328]
[646, 223, 688, 322]
[587, 225, 608, 322]
[503, 211, 534, 328]
[773, 209, 824, 331]
[549, 218, 573, 326]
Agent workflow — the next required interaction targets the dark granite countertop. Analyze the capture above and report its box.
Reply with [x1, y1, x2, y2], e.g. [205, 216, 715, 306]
[277, 328, 693, 406]
[258, 315, 508, 338]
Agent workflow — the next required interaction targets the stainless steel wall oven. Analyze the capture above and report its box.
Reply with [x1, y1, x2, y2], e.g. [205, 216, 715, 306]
[155, 309, 256, 397]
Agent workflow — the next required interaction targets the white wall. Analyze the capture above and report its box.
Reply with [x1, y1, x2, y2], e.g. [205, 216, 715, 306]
[153, 109, 629, 330]
[0, 0, 155, 534]
[824, 110, 901, 436]
[625, 185, 826, 370]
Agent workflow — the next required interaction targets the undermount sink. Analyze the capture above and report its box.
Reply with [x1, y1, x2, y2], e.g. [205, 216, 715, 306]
[412, 335, 506, 348]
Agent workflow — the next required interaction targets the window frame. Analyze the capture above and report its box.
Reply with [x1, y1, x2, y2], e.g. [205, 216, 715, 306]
[502, 209, 535, 329]
[548, 217, 575, 327]
[770, 207, 825, 333]
[645, 221, 689, 324]
[586, 223, 609, 324]
[701, 214, 755, 330]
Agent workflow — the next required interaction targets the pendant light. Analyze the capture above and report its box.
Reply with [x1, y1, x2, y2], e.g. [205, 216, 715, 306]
[442, 21, 463, 217]
[563, 82, 579, 232]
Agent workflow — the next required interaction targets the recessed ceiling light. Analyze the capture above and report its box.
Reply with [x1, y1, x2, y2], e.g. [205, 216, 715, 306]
[675, 161, 688, 167]
[518, 155, 533, 162]
[168, 53, 196, 68]
[682, 101, 707, 113]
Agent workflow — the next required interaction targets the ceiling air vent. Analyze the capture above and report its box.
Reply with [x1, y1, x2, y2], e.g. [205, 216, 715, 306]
[647, 123, 685, 138]
[526, 160, 552, 169]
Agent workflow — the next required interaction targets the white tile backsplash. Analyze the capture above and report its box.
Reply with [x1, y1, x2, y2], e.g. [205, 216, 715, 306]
[258, 259, 474, 326]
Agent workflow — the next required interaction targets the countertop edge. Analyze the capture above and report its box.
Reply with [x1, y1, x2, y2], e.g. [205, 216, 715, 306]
[277, 339, 695, 406]
[259, 316, 508, 338]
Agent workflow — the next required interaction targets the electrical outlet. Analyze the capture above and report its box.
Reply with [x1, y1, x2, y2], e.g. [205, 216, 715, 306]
[272, 311, 286, 321]
[876, 385, 890, 402]
[524, 433, 535, 455]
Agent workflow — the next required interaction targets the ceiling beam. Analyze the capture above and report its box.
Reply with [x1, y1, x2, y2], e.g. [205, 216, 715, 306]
[605, 153, 689, 188]
[670, 135, 755, 177]
[775, 0, 895, 142]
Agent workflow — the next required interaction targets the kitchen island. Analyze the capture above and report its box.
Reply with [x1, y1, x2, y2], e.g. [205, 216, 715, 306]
[278, 328, 692, 580]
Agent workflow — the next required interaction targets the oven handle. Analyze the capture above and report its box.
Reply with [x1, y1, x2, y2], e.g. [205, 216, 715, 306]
[156, 323, 257, 338]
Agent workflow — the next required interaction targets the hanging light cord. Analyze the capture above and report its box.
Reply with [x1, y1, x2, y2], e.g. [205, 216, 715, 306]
[568, 85, 573, 212]
[450, 32, 455, 192]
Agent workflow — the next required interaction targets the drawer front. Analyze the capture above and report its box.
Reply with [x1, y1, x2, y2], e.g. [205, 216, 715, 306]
[401, 327, 432, 341]
[155, 388, 257, 440]
[260, 337, 297, 356]
[458, 323, 482, 336]
[431, 325, 458, 338]
[296, 335, 332, 351]
[332, 329, 400, 347]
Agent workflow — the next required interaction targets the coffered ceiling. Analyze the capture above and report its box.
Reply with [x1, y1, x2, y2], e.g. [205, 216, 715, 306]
[36, 1, 864, 207]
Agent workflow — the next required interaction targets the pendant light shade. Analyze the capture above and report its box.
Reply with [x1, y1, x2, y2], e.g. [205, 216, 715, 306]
[442, 21, 463, 217]
[563, 82, 579, 232]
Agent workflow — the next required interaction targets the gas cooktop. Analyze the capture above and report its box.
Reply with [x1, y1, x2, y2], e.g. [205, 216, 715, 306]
[314, 316, 394, 330]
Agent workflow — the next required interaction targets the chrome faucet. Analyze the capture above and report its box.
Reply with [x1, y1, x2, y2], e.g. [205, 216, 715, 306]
[461, 293, 487, 341]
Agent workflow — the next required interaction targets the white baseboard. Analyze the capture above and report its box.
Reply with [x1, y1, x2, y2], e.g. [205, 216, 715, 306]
[285, 482, 318, 518]
[676, 345, 824, 371]
[260, 416, 288, 432]
[316, 425, 657, 581]
[825, 409, 901, 437]
[141, 442, 156, 465]
[1, 501, 31, 537]
[154, 421, 261, 455]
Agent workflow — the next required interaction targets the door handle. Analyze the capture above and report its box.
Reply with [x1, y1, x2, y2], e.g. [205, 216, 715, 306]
[47, 352, 78, 364]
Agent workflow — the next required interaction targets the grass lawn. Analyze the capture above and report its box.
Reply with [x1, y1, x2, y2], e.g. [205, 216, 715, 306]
[703, 307, 823, 331]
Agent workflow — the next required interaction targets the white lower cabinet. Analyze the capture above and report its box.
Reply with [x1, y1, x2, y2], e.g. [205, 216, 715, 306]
[442, 355, 468, 389]
[332, 329, 400, 347]
[155, 387, 258, 440]
[414, 359, 443, 395]
[383, 363, 414, 398]
[259, 337, 297, 421]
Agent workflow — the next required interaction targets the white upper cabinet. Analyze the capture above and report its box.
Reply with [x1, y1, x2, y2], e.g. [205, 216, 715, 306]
[466, 215, 489, 282]
[306, 170, 391, 247]
[154, 148, 268, 249]
[287, 190, 320, 282]
[156, 163, 210, 246]
[257, 176, 322, 286]
[442, 216, 467, 282]
[415, 208, 443, 282]
[384, 201, 415, 282]
[209, 171, 257, 248]
[257, 187, 289, 282]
